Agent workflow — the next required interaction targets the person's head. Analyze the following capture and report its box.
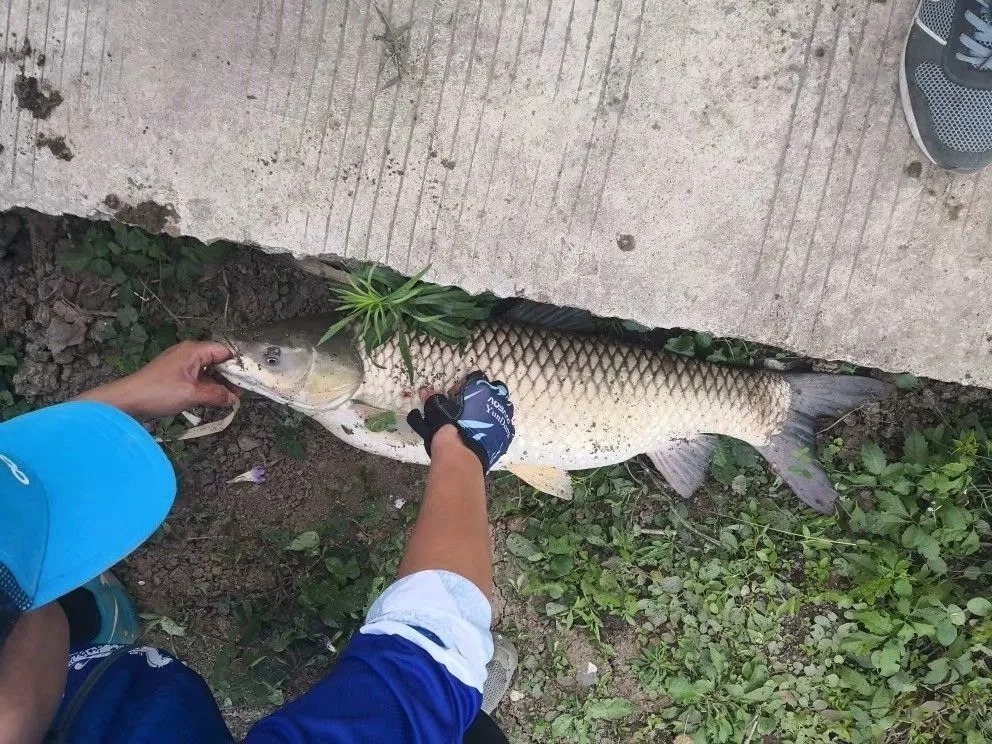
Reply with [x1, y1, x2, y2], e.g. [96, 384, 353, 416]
[0, 402, 175, 648]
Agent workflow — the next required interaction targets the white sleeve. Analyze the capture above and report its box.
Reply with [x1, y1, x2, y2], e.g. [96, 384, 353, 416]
[359, 569, 493, 693]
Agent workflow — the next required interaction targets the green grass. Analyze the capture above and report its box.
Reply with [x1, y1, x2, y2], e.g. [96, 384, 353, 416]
[58, 223, 226, 372]
[319, 265, 495, 381]
[662, 331, 760, 366]
[205, 512, 410, 709]
[497, 424, 992, 743]
[0, 335, 29, 420]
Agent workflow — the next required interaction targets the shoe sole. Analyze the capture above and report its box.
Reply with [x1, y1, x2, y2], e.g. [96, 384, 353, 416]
[900, 2, 941, 168]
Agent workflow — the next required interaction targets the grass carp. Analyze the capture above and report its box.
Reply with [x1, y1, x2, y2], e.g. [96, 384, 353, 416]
[216, 310, 890, 512]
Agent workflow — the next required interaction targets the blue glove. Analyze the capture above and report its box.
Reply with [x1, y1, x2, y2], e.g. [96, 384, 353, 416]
[407, 372, 515, 472]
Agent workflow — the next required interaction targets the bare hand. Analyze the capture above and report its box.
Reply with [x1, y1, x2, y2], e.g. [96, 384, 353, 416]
[76, 341, 239, 419]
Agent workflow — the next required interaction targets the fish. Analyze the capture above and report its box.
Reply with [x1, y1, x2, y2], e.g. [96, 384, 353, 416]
[215, 307, 891, 513]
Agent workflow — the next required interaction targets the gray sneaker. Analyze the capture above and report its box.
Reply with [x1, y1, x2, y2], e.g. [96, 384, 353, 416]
[901, 0, 992, 172]
[481, 633, 518, 715]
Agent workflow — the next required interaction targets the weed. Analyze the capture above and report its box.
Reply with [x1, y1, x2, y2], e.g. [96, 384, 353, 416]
[535, 690, 634, 743]
[500, 468, 645, 640]
[58, 223, 225, 372]
[365, 411, 397, 432]
[500, 424, 992, 743]
[0, 336, 29, 420]
[895, 372, 921, 390]
[152, 415, 190, 459]
[319, 265, 495, 382]
[206, 515, 408, 709]
[139, 613, 187, 637]
[663, 331, 757, 365]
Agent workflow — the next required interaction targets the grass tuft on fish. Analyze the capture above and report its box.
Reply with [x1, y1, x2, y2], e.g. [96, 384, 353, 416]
[319, 265, 495, 382]
[216, 307, 891, 513]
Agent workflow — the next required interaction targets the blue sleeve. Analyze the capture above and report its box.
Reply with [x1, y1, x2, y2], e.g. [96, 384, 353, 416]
[245, 570, 493, 744]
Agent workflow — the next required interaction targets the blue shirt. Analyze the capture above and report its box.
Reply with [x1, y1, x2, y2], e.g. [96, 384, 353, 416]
[52, 571, 493, 743]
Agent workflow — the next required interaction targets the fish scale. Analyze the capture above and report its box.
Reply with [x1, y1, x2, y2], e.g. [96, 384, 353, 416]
[356, 321, 793, 470]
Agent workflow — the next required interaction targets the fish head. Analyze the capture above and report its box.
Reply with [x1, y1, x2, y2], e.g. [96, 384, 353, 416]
[214, 314, 363, 413]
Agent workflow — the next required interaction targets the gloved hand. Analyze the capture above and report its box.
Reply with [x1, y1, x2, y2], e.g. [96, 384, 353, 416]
[407, 372, 515, 472]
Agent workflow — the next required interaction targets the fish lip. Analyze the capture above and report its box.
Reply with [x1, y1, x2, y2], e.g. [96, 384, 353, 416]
[212, 333, 245, 369]
[212, 360, 254, 393]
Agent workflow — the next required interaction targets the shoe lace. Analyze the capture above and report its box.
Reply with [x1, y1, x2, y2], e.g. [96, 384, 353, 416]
[957, 0, 992, 71]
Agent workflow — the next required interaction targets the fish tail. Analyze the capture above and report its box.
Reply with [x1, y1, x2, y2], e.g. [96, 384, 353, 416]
[756, 374, 892, 514]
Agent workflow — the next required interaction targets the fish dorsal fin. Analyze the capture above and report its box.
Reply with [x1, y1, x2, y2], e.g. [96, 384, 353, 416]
[646, 435, 719, 499]
[502, 300, 599, 333]
[506, 463, 574, 501]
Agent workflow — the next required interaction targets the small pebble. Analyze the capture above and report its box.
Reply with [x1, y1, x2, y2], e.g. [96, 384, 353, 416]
[237, 435, 261, 452]
[576, 661, 598, 687]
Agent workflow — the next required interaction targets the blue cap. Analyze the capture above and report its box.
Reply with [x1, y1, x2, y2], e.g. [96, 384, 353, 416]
[0, 402, 175, 644]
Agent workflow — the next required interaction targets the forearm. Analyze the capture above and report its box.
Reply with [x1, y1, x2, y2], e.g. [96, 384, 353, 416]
[397, 426, 493, 602]
[73, 375, 149, 418]
[71, 341, 237, 419]
[0, 604, 69, 744]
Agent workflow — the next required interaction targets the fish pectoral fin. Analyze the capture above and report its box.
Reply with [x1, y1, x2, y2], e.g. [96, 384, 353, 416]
[506, 464, 574, 501]
[646, 435, 719, 499]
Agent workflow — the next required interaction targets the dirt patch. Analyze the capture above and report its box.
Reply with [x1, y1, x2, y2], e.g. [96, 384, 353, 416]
[14, 74, 63, 119]
[36, 133, 73, 161]
[122, 401, 424, 722]
[107, 198, 180, 234]
[616, 234, 636, 252]
[0, 40, 32, 63]
[0, 39, 46, 66]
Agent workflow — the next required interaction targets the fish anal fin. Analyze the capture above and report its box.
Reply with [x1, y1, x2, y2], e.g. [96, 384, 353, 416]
[506, 463, 574, 501]
[646, 435, 719, 499]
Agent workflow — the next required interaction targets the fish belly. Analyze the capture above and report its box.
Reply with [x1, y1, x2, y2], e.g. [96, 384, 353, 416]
[313, 403, 430, 466]
[352, 323, 791, 470]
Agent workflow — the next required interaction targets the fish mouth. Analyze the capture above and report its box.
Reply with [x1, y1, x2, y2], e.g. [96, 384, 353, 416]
[212, 357, 277, 401]
[212, 332, 246, 369]
[210, 335, 291, 407]
[216, 362, 333, 414]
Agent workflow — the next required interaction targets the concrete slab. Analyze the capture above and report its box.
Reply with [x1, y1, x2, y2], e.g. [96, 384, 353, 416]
[0, 0, 989, 385]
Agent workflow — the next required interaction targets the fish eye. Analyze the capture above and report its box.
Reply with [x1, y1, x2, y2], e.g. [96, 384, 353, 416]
[263, 346, 281, 366]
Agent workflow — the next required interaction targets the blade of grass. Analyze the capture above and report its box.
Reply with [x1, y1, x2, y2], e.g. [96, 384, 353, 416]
[318, 314, 357, 345]
[397, 325, 414, 384]
[324, 263, 492, 379]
